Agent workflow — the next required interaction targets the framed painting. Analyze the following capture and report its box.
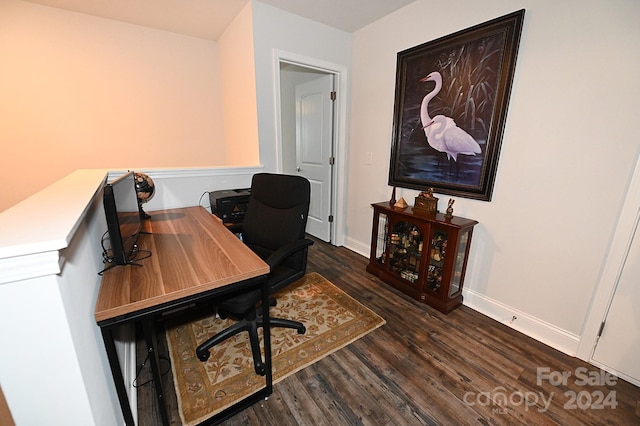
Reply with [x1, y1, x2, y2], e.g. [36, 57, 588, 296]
[388, 10, 525, 201]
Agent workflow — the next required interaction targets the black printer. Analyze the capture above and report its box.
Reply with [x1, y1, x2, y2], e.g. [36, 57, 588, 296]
[208, 188, 251, 225]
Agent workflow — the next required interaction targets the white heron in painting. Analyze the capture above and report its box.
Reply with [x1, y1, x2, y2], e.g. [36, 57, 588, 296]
[419, 71, 481, 161]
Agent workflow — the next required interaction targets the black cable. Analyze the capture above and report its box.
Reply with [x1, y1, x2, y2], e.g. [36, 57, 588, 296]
[129, 247, 152, 263]
[101, 230, 114, 264]
[98, 233, 152, 275]
[199, 191, 212, 210]
[132, 352, 172, 388]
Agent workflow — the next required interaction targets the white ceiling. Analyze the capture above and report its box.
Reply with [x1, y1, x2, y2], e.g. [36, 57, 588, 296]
[23, 0, 417, 40]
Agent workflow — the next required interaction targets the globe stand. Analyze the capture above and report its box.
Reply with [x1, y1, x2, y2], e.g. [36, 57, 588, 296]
[134, 172, 155, 220]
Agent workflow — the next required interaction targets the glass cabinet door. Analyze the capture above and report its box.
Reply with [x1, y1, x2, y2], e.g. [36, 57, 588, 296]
[387, 221, 423, 284]
[374, 213, 388, 266]
[426, 229, 448, 292]
[450, 229, 470, 296]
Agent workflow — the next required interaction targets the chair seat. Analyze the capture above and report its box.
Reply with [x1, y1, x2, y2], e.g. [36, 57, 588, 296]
[217, 263, 302, 315]
[218, 289, 262, 315]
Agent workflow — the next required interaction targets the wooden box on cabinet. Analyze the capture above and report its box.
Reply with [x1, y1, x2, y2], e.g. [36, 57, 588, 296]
[366, 202, 478, 314]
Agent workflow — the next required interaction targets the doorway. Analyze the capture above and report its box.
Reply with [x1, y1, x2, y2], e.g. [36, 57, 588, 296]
[577, 154, 640, 387]
[591, 213, 640, 385]
[277, 54, 347, 246]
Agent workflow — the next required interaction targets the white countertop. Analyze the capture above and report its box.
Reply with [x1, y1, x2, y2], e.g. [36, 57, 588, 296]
[0, 169, 108, 260]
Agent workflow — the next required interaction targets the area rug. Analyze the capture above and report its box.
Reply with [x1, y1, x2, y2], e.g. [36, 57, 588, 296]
[165, 272, 386, 426]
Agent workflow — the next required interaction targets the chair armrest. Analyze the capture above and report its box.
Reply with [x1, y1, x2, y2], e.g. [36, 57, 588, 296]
[265, 239, 314, 269]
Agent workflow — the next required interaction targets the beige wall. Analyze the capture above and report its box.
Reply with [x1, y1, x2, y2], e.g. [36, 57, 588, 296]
[218, 1, 260, 166]
[0, 0, 229, 212]
[251, 1, 352, 173]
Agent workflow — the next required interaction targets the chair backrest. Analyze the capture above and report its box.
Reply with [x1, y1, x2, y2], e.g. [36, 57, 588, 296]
[242, 173, 311, 269]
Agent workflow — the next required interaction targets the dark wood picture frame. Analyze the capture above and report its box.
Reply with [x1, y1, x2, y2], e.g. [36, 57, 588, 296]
[388, 10, 525, 201]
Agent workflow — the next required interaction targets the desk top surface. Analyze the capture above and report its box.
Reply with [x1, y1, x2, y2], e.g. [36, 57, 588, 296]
[94, 206, 269, 323]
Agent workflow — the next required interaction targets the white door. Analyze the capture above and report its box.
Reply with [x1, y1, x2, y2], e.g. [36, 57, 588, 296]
[295, 74, 334, 242]
[591, 212, 640, 385]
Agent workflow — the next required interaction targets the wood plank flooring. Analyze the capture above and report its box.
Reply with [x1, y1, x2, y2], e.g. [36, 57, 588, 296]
[137, 238, 640, 425]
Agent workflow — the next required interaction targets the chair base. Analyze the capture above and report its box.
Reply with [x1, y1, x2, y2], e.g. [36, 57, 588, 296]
[195, 314, 306, 376]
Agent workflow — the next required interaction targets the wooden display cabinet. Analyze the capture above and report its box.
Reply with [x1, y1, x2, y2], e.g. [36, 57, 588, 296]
[366, 202, 478, 313]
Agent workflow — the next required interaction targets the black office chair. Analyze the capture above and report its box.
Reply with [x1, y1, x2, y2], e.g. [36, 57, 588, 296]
[196, 173, 314, 375]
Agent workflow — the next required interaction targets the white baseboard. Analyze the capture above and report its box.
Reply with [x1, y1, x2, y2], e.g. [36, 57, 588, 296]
[462, 287, 581, 357]
[123, 340, 138, 426]
[345, 236, 581, 358]
[115, 326, 138, 426]
[343, 236, 369, 258]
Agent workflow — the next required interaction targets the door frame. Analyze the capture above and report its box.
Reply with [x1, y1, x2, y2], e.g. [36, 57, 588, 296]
[273, 49, 348, 246]
[577, 153, 640, 377]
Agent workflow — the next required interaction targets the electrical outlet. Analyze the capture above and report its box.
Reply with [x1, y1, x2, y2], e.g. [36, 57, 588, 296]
[365, 152, 373, 165]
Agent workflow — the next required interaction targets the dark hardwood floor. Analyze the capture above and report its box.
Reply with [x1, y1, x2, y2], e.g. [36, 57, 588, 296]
[137, 238, 640, 425]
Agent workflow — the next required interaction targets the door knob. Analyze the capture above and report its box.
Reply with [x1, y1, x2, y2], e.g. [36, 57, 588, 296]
[296, 167, 301, 172]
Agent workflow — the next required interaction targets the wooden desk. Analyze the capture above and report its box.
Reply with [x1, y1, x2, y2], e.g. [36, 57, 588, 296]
[95, 206, 271, 425]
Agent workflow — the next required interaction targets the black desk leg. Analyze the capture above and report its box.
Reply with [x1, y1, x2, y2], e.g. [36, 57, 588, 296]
[261, 280, 273, 393]
[142, 318, 170, 426]
[101, 327, 135, 426]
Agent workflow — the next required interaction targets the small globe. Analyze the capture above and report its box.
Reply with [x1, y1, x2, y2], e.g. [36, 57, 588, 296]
[134, 172, 155, 204]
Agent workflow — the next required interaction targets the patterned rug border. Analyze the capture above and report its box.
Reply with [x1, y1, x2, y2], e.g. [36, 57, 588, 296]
[166, 272, 386, 426]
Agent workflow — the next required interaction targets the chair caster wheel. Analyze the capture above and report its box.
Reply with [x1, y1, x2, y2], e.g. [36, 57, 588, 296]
[255, 364, 266, 376]
[197, 351, 210, 362]
[297, 325, 306, 334]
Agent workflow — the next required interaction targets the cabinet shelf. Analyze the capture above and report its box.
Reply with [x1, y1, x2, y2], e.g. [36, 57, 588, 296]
[366, 202, 478, 313]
